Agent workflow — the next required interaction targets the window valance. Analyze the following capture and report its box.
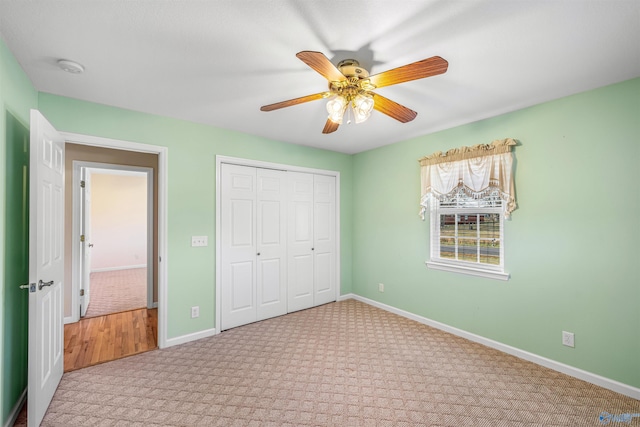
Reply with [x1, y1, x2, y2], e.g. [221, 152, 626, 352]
[419, 138, 517, 218]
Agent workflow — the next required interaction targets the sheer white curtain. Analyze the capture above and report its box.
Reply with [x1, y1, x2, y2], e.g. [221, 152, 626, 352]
[419, 138, 517, 218]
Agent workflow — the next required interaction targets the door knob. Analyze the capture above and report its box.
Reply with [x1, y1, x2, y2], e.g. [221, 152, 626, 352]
[257, 252, 261, 256]
[38, 279, 54, 290]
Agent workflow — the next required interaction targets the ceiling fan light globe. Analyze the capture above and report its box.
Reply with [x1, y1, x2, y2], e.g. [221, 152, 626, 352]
[326, 96, 347, 124]
[353, 108, 371, 124]
[353, 93, 374, 123]
[353, 93, 374, 110]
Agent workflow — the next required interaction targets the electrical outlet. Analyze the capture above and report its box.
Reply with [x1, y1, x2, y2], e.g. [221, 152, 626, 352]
[562, 331, 575, 348]
[191, 306, 200, 319]
[191, 236, 208, 247]
[378, 283, 384, 292]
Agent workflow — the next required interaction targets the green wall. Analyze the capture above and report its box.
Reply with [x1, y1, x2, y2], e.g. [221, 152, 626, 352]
[0, 37, 38, 426]
[37, 93, 354, 340]
[352, 77, 640, 388]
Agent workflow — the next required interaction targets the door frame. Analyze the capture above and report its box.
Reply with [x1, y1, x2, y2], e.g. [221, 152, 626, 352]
[61, 132, 169, 348]
[215, 155, 341, 332]
[70, 162, 155, 322]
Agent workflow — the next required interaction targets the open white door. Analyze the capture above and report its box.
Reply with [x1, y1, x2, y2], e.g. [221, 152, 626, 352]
[28, 110, 65, 427]
[79, 167, 92, 317]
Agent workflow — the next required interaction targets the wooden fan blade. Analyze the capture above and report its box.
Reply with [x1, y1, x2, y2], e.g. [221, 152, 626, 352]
[372, 93, 418, 123]
[322, 118, 340, 134]
[369, 56, 448, 89]
[260, 92, 327, 111]
[296, 51, 346, 82]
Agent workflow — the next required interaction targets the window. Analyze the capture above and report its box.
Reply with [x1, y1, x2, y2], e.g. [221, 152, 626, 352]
[429, 189, 506, 278]
[419, 139, 516, 280]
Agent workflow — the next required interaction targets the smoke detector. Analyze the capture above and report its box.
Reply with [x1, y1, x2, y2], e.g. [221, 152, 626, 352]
[57, 59, 84, 74]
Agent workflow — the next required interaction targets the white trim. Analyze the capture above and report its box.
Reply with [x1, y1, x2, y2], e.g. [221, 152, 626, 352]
[70, 164, 82, 322]
[61, 131, 169, 348]
[164, 328, 217, 348]
[345, 294, 640, 400]
[215, 155, 340, 176]
[426, 261, 510, 281]
[337, 293, 353, 302]
[215, 155, 341, 333]
[90, 264, 147, 273]
[71, 161, 155, 320]
[3, 387, 26, 427]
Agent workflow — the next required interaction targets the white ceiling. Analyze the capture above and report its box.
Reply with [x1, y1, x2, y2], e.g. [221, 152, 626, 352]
[1, 1, 639, 154]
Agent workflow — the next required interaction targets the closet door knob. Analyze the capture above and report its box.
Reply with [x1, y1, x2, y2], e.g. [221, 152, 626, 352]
[257, 252, 260, 256]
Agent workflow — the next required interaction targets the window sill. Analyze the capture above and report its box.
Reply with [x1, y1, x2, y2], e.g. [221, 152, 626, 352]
[426, 261, 510, 281]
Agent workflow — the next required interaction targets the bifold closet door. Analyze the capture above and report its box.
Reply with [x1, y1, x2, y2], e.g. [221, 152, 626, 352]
[287, 172, 336, 312]
[220, 164, 286, 330]
[255, 168, 287, 322]
[312, 174, 337, 306]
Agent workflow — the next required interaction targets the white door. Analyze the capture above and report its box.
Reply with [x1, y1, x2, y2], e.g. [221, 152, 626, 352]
[287, 172, 336, 312]
[28, 110, 64, 427]
[221, 164, 257, 330]
[255, 168, 287, 321]
[79, 167, 92, 317]
[287, 172, 315, 312]
[312, 175, 336, 306]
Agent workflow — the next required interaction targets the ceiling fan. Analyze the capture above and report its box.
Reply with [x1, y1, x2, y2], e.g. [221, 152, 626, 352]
[260, 51, 448, 134]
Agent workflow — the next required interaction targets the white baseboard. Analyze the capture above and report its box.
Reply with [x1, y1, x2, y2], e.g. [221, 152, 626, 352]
[4, 388, 26, 427]
[91, 264, 147, 273]
[342, 293, 640, 400]
[64, 315, 75, 325]
[164, 327, 217, 348]
[337, 293, 352, 302]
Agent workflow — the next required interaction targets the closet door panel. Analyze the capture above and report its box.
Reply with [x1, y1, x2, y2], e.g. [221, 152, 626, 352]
[287, 172, 314, 312]
[230, 261, 254, 310]
[258, 258, 281, 304]
[313, 175, 336, 306]
[288, 255, 313, 316]
[256, 169, 287, 321]
[221, 164, 257, 330]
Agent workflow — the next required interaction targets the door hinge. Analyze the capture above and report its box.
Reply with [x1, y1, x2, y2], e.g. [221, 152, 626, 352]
[80, 180, 85, 188]
[80, 234, 85, 242]
[80, 289, 85, 296]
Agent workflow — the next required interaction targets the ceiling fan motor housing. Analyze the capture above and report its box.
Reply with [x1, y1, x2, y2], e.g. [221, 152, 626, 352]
[330, 59, 374, 99]
[337, 59, 370, 78]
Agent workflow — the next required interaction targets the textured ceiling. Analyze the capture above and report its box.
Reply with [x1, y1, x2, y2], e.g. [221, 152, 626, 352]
[1, 1, 639, 154]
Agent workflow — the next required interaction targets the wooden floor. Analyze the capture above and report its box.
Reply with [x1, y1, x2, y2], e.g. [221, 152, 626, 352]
[64, 308, 157, 372]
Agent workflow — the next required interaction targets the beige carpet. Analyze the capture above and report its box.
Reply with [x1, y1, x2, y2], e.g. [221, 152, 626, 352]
[84, 268, 147, 318]
[38, 300, 638, 426]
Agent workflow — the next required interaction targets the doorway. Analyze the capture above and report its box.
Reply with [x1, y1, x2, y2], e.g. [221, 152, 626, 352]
[73, 163, 154, 320]
[60, 136, 168, 367]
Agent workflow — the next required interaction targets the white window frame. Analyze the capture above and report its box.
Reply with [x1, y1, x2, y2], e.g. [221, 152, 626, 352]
[426, 191, 510, 281]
